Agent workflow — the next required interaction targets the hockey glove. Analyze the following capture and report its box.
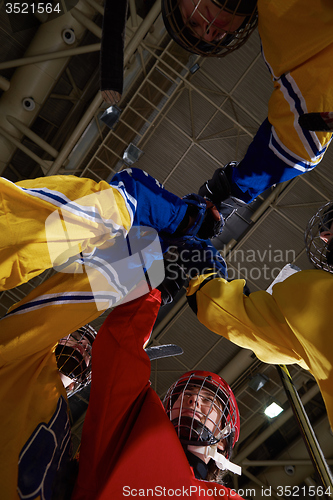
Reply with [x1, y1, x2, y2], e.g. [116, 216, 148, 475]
[172, 238, 227, 280]
[198, 162, 237, 206]
[157, 261, 187, 306]
[172, 193, 224, 241]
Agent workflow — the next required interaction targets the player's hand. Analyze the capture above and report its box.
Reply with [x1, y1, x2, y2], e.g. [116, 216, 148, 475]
[178, 193, 224, 241]
[101, 89, 122, 105]
[198, 162, 237, 205]
[173, 238, 227, 279]
[157, 261, 186, 306]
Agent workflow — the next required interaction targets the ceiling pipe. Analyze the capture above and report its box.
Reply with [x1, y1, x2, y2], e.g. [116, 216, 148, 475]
[70, 7, 102, 38]
[48, 66, 100, 152]
[6, 116, 59, 158]
[46, 0, 162, 175]
[0, 44, 101, 71]
[0, 0, 102, 175]
[218, 348, 254, 385]
[0, 126, 52, 171]
[129, 0, 139, 28]
[83, 0, 104, 15]
[0, 76, 10, 91]
[241, 413, 333, 496]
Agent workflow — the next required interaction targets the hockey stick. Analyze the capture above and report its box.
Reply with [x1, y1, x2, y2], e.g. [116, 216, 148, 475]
[277, 365, 333, 494]
[145, 344, 184, 361]
[299, 112, 333, 132]
[266, 266, 333, 493]
[100, 0, 128, 105]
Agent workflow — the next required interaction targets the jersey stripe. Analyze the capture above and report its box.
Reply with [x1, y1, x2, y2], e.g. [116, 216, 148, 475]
[3, 291, 116, 317]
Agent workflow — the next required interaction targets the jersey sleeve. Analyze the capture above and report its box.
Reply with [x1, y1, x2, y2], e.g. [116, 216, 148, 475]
[231, 115, 331, 203]
[73, 290, 161, 496]
[230, 47, 333, 203]
[109, 168, 187, 233]
[186, 272, 308, 368]
[1, 169, 187, 291]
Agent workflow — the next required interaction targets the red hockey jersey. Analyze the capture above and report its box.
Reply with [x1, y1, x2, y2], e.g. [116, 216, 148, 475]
[73, 290, 244, 500]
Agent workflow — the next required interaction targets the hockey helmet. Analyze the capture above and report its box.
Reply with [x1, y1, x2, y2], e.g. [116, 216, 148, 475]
[161, 0, 258, 57]
[163, 370, 240, 459]
[55, 324, 97, 397]
[305, 201, 333, 273]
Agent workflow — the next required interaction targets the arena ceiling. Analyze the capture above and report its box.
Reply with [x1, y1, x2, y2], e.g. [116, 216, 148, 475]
[1, 0, 333, 495]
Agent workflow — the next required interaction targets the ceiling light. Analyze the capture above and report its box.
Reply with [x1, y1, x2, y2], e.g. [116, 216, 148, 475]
[248, 373, 269, 391]
[264, 402, 283, 418]
[100, 106, 121, 129]
[190, 63, 200, 74]
[123, 143, 143, 165]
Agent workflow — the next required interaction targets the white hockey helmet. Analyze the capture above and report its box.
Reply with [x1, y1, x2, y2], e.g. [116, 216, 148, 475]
[55, 324, 97, 397]
[305, 201, 333, 273]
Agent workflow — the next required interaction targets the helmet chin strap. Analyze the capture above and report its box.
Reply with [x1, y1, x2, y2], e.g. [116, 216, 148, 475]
[187, 444, 242, 475]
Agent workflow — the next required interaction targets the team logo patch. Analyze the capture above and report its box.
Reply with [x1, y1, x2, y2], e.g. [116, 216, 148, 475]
[18, 397, 71, 500]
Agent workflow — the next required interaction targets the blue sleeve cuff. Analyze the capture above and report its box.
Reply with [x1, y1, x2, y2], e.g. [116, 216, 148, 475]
[109, 168, 188, 234]
[231, 118, 313, 202]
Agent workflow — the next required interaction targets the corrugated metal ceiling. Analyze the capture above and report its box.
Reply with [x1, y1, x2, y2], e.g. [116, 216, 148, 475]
[1, 0, 332, 493]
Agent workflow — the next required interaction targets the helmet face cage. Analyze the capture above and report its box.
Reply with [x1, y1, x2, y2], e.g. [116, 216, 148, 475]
[305, 201, 333, 273]
[163, 371, 240, 458]
[162, 0, 258, 57]
[55, 324, 97, 398]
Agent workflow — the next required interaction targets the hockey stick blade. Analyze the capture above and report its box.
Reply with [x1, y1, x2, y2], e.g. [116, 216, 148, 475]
[145, 344, 184, 361]
[299, 112, 333, 132]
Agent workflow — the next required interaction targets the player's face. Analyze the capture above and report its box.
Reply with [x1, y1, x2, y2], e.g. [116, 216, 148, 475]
[58, 332, 91, 368]
[179, 0, 246, 42]
[320, 220, 333, 245]
[171, 386, 224, 444]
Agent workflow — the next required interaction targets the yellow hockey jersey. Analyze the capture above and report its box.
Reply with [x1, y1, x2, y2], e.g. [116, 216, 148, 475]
[232, 0, 333, 202]
[187, 269, 333, 430]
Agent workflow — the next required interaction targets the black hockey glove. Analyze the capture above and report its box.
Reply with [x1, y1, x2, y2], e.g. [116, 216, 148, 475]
[198, 162, 237, 206]
[157, 261, 187, 306]
[172, 193, 224, 241]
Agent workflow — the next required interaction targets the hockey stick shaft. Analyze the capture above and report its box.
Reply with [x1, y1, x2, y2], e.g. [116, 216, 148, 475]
[277, 365, 333, 494]
[145, 344, 183, 361]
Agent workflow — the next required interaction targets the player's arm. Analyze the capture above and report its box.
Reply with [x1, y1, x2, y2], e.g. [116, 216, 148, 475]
[110, 168, 222, 239]
[199, 66, 332, 204]
[2, 169, 219, 291]
[73, 289, 161, 497]
[231, 68, 332, 202]
[200, 117, 331, 205]
[186, 272, 306, 366]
